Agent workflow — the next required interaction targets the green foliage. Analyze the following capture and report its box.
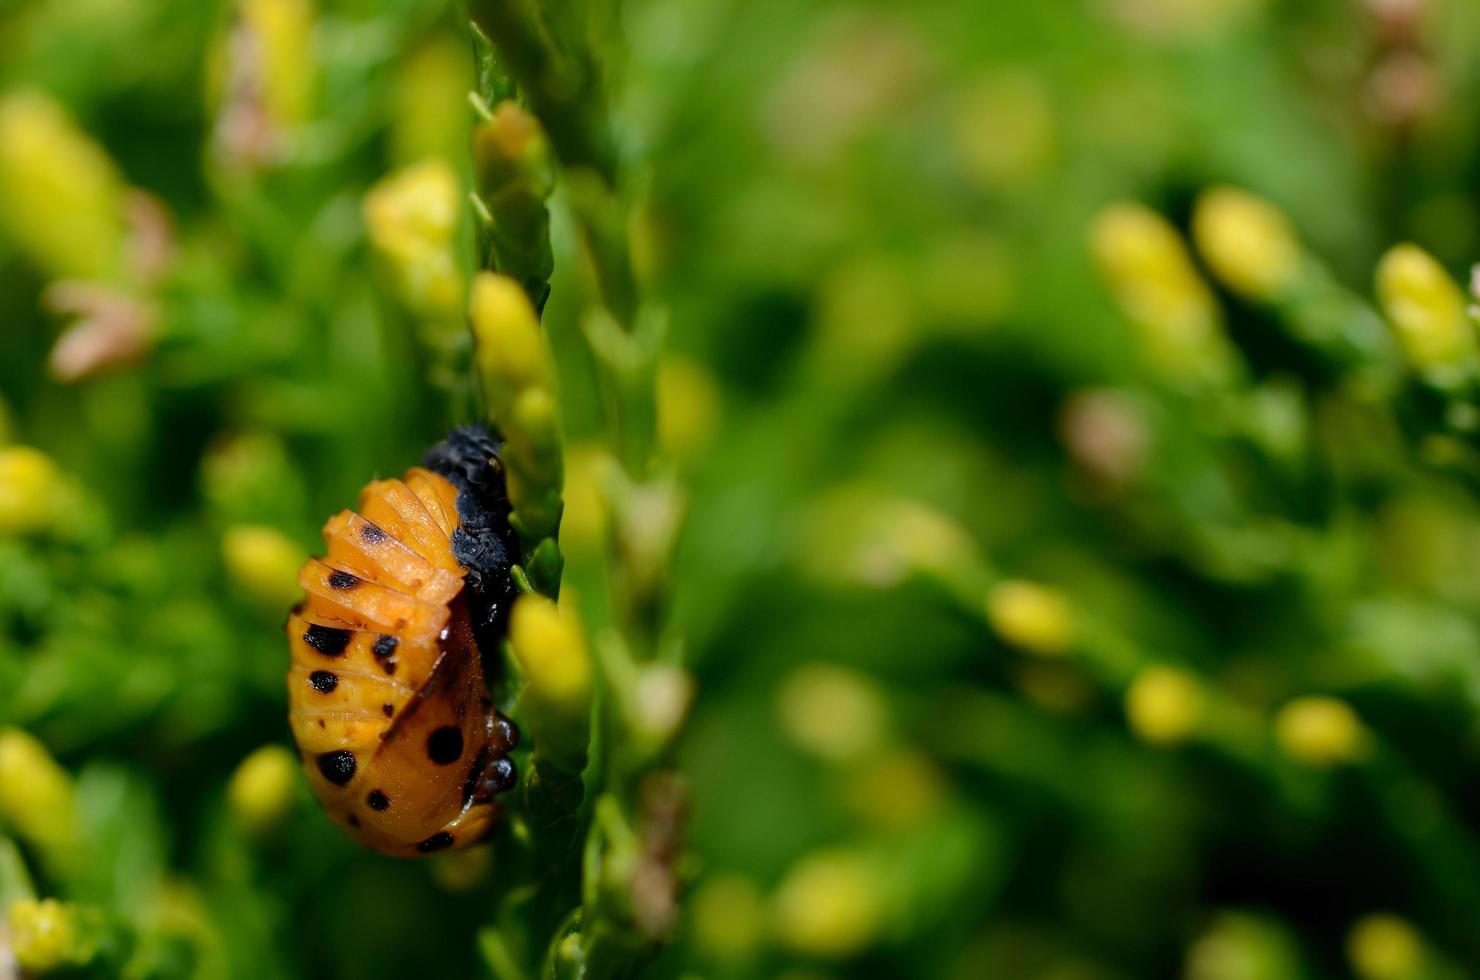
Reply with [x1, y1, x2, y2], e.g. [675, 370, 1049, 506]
[6, 0, 1480, 978]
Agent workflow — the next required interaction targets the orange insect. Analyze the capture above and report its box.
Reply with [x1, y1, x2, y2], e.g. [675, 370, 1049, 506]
[286, 426, 520, 856]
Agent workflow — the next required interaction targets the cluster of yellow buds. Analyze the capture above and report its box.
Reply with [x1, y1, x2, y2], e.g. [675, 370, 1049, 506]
[470, 272, 564, 553]
[7, 899, 102, 972]
[508, 593, 592, 772]
[1091, 203, 1238, 387]
[363, 160, 466, 322]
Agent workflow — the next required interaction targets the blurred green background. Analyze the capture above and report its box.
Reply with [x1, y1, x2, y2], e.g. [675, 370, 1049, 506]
[5, 0, 1480, 976]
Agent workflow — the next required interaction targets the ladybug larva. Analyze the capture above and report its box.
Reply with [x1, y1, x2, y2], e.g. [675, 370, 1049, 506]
[286, 425, 521, 856]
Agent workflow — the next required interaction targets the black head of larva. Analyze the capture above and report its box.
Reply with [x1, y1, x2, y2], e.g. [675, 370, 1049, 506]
[423, 425, 520, 662]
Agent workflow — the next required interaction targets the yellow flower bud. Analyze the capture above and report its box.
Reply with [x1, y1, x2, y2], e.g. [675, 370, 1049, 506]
[510, 386, 561, 459]
[1013, 661, 1093, 715]
[509, 594, 592, 714]
[0, 91, 127, 280]
[813, 255, 916, 377]
[657, 355, 722, 462]
[772, 850, 885, 958]
[0, 446, 62, 535]
[240, 0, 313, 128]
[803, 488, 981, 592]
[390, 35, 473, 166]
[470, 271, 550, 392]
[1125, 666, 1203, 745]
[1186, 911, 1303, 980]
[1274, 696, 1369, 767]
[226, 744, 298, 836]
[634, 664, 693, 745]
[844, 749, 945, 829]
[430, 847, 493, 893]
[987, 580, 1074, 656]
[1375, 243, 1474, 375]
[776, 663, 888, 762]
[222, 525, 304, 609]
[559, 443, 610, 556]
[363, 160, 464, 319]
[0, 729, 76, 854]
[690, 873, 766, 962]
[8, 899, 90, 972]
[1091, 203, 1233, 384]
[1347, 914, 1424, 980]
[1192, 187, 1303, 301]
[953, 71, 1056, 191]
[473, 101, 551, 191]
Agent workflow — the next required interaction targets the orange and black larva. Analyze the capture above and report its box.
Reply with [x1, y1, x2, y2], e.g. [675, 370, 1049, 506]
[286, 426, 522, 857]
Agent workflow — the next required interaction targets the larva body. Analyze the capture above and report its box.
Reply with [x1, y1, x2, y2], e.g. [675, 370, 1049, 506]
[285, 427, 520, 856]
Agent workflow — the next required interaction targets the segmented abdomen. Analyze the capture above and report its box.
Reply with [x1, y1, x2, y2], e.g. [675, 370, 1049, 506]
[286, 466, 513, 857]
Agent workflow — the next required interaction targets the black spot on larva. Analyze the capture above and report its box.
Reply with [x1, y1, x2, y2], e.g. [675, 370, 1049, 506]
[372, 634, 398, 675]
[495, 715, 520, 750]
[328, 570, 359, 590]
[360, 522, 388, 544]
[347, 814, 361, 828]
[382, 703, 393, 717]
[303, 624, 350, 656]
[317, 719, 325, 728]
[417, 832, 455, 853]
[367, 789, 389, 811]
[427, 726, 463, 765]
[309, 670, 338, 694]
[487, 757, 517, 794]
[316, 750, 356, 786]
